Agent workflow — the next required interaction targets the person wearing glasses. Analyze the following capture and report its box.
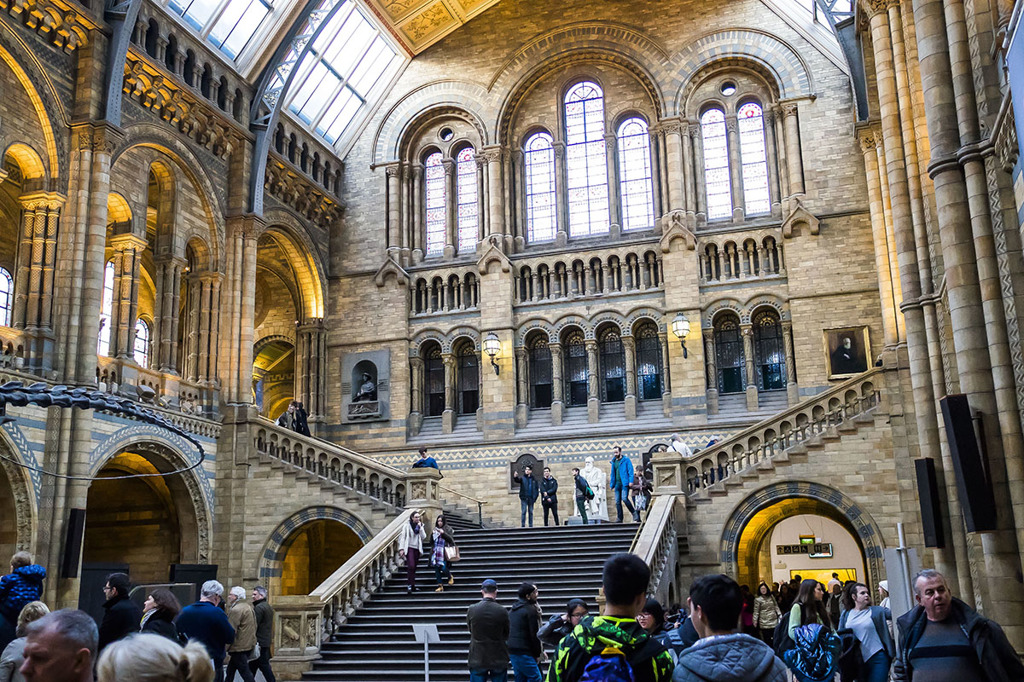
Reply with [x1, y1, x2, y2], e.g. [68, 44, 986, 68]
[97, 573, 142, 653]
[538, 599, 589, 648]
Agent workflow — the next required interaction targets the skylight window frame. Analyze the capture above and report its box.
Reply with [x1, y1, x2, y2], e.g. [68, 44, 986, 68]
[162, 0, 284, 65]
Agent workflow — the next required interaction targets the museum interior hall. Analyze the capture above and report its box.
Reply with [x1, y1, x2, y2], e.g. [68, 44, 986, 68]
[1, 0, 1024, 677]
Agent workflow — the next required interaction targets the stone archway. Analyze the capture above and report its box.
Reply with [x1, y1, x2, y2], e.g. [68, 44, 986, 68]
[721, 481, 885, 590]
[258, 506, 373, 595]
[0, 428, 36, 558]
[87, 427, 213, 566]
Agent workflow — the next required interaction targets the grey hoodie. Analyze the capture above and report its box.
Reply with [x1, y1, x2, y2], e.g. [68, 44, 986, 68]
[672, 633, 788, 682]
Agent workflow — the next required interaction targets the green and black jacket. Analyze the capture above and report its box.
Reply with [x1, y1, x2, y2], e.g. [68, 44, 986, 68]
[545, 614, 675, 682]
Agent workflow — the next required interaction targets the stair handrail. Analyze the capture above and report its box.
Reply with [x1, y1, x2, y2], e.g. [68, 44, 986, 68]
[686, 368, 884, 494]
[438, 484, 487, 527]
[309, 508, 415, 639]
[254, 419, 409, 508]
[630, 495, 679, 604]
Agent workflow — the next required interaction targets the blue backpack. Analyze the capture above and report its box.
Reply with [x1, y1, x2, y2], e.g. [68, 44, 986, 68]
[580, 646, 635, 682]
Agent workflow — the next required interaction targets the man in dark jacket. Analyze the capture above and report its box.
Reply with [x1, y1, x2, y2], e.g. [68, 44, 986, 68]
[248, 585, 276, 682]
[672, 574, 786, 681]
[467, 579, 509, 682]
[892, 569, 1024, 682]
[176, 580, 235, 682]
[97, 573, 142, 652]
[514, 465, 540, 528]
[508, 582, 543, 682]
[609, 447, 638, 523]
[540, 467, 559, 527]
[572, 468, 589, 525]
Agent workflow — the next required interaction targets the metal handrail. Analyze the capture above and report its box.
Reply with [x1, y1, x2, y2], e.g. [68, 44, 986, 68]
[439, 484, 487, 527]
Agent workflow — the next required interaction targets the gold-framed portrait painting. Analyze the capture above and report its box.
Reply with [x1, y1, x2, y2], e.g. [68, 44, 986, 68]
[823, 326, 871, 379]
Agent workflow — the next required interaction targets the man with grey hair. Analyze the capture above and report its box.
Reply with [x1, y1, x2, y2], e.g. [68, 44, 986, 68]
[176, 579, 235, 682]
[225, 586, 256, 682]
[892, 569, 1024, 682]
[18, 609, 96, 682]
[249, 585, 277, 682]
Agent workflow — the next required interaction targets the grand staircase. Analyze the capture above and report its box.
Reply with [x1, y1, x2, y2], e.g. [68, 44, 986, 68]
[302, 524, 638, 682]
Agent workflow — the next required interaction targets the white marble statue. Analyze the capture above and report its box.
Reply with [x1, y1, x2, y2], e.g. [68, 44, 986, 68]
[581, 456, 609, 523]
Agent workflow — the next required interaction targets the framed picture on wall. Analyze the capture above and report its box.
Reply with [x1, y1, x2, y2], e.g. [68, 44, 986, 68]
[823, 326, 871, 379]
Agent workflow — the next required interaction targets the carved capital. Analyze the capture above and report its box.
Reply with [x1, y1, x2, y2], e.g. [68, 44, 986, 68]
[385, 163, 401, 179]
[725, 118, 738, 134]
[858, 129, 878, 153]
[780, 102, 799, 118]
[552, 141, 566, 160]
[659, 118, 683, 135]
[864, 0, 897, 18]
[479, 146, 504, 164]
[442, 158, 455, 175]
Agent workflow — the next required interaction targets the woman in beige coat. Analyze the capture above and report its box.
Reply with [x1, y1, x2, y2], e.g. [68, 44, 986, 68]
[752, 581, 782, 644]
[225, 586, 257, 682]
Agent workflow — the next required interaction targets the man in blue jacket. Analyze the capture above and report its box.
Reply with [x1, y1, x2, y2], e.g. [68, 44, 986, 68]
[514, 465, 540, 528]
[176, 580, 235, 682]
[609, 447, 638, 523]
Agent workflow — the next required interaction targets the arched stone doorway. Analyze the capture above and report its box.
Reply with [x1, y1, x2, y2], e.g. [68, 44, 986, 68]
[259, 507, 372, 596]
[0, 429, 37, 560]
[721, 482, 885, 591]
[84, 432, 212, 583]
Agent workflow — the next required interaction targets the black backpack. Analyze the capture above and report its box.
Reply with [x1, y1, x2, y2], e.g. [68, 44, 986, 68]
[773, 619, 794, 656]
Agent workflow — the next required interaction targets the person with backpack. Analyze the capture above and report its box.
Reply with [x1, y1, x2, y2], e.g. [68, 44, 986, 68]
[837, 583, 893, 682]
[546, 553, 674, 682]
[571, 468, 591, 525]
[782, 580, 841, 682]
[508, 582, 543, 682]
[672, 574, 787, 682]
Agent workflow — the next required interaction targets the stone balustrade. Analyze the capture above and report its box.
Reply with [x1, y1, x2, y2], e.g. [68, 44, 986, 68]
[254, 420, 409, 509]
[410, 267, 480, 316]
[630, 493, 680, 605]
[698, 229, 785, 284]
[683, 368, 883, 493]
[513, 246, 663, 305]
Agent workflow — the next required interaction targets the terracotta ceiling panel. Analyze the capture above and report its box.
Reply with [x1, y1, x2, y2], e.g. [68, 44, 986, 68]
[365, 0, 502, 54]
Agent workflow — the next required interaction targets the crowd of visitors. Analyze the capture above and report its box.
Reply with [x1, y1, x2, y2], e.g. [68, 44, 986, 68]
[461, 556, 1023, 682]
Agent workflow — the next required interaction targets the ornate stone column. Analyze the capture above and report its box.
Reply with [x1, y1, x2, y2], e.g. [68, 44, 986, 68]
[550, 343, 564, 426]
[586, 339, 600, 423]
[763, 108, 782, 217]
[296, 317, 326, 430]
[218, 214, 261, 407]
[481, 145, 505, 243]
[511, 150, 525, 251]
[442, 158, 456, 258]
[704, 329, 718, 414]
[108, 233, 147, 360]
[553, 141, 568, 246]
[623, 336, 637, 420]
[605, 132, 621, 233]
[681, 120, 696, 221]
[409, 356, 424, 435]
[13, 193, 63, 333]
[741, 325, 758, 411]
[441, 352, 455, 433]
[659, 332, 672, 417]
[400, 165, 412, 263]
[782, 321, 799, 405]
[726, 115, 744, 221]
[780, 103, 804, 209]
[661, 118, 686, 223]
[691, 123, 707, 222]
[411, 165, 424, 263]
[859, 128, 902, 347]
[155, 257, 185, 373]
[515, 347, 528, 429]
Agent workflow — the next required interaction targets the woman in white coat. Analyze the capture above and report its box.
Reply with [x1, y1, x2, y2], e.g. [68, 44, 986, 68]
[398, 511, 427, 593]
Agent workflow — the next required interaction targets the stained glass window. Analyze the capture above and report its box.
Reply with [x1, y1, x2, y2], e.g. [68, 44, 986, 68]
[565, 82, 609, 237]
[168, 0, 272, 59]
[701, 108, 732, 221]
[617, 117, 654, 231]
[134, 319, 151, 367]
[98, 261, 115, 356]
[456, 147, 479, 253]
[524, 133, 557, 243]
[285, 1, 402, 145]
[424, 152, 446, 257]
[0, 268, 11, 327]
[738, 102, 771, 215]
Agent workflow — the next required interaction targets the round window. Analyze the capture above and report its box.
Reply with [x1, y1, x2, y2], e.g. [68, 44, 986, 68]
[720, 81, 737, 96]
[439, 127, 455, 141]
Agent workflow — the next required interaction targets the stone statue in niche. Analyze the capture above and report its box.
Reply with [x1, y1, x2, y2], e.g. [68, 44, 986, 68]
[354, 372, 377, 402]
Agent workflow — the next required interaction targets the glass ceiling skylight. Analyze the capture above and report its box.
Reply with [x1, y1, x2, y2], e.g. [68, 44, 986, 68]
[169, 0, 273, 59]
[284, 0, 405, 146]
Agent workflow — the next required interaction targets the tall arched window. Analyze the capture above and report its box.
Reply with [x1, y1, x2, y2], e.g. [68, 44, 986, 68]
[701, 108, 732, 220]
[565, 82, 609, 237]
[424, 345, 445, 416]
[424, 152, 446, 257]
[617, 117, 654, 231]
[599, 327, 625, 403]
[0, 268, 13, 327]
[635, 323, 663, 400]
[134, 319, 151, 367]
[753, 310, 786, 390]
[457, 344, 479, 414]
[564, 330, 588, 406]
[738, 102, 771, 215]
[714, 313, 745, 394]
[456, 147, 479, 253]
[98, 261, 115, 356]
[528, 336, 553, 408]
[524, 132, 556, 243]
